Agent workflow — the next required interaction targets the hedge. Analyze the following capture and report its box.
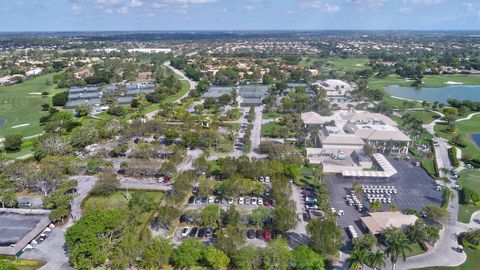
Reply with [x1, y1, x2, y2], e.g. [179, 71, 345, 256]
[460, 187, 480, 205]
[448, 147, 460, 167]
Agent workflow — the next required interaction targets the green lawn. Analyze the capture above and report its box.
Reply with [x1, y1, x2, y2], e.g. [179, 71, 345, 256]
[434, 115, 480, 160]
[457, 170, 480, 223]
[0, 257, 45, 270]
[0, 74, 62, 138]
[401, 111, 440, 124]
[261, 122, 284, 137]
[405, 243, 427, 257]
[328, 58, 370, 72]
[369, 74, 480, 90]
[83, 191, 163, 213]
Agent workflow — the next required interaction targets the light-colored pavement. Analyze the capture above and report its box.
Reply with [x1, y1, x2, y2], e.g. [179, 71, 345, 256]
[177, 149, 203, 172]
[120, 177, 173, 191]
[288, 184, 308, 237]
[398, 191, 480, 270]
[248, 106, 263, 158]
[433, 137, 452, 177]
[21, 176, 97, 270]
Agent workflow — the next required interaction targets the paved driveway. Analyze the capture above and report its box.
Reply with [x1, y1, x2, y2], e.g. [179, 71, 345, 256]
[286, 184, 309, 248]
[21, 176, 97, 270]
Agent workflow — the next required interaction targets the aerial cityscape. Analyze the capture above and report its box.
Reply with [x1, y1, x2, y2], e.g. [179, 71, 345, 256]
[0, 1, 480, 270]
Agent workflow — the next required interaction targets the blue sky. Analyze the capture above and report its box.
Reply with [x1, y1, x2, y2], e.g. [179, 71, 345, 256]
[1, 0, 479, 31]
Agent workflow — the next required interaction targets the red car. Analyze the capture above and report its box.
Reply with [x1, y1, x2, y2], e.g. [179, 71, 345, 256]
[256, 230, 264, 239]
[263, 199, 271, 207]
[263, 230, 271, 241]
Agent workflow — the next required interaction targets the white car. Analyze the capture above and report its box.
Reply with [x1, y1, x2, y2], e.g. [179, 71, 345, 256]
[157, 176, 164, 183]
[331, 207, 337, 214]
[265, 176, 270, 183]
[259, 176, 264, 182]
[306, 204, 319, 210]
[338, 210, 344, 216]
[228, 197, 234, 204]
[238, 197, 245, 204]
[258, 198, 263, 205]
[305, 197, 317, 203]
[251, 197, 258, 205]
[181, 227, 190, 237]
[208, 196, 214, 204]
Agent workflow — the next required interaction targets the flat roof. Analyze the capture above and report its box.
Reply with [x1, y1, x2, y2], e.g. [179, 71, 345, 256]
[0, 211, 50, 256]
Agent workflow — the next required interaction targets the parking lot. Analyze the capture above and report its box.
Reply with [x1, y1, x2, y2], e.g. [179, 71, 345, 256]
[327, 157, 443, 240]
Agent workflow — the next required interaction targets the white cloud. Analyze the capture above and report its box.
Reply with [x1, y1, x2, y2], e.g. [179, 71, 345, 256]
[299, 0, 340, 13]
[345, 0, 387, 10]
[130, 0, 143, 7]
[404, 0, 446, 4]
[399, 7, 413, 13]
[463, 2, 480, 17]
[70, 0, 218, 14]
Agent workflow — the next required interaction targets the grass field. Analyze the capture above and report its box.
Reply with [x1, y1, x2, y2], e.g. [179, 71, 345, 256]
[329, 58, 370, 72]
[369, 74, 480, 90]
[405, 243, 427, 257]
[261, 122, 284, 137]
[401, 111, 440, 124]
[457, 170, 480, 223]
[0, 74, 62, 138]
[83, 190, 163, 213]
[0, 257, 45, 270]
[434, 115, 480, 160]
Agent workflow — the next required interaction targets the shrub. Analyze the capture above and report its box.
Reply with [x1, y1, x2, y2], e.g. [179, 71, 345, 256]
[52, 91, 68, 106]
[4, 133, 23, 152]
[448, 147, 459, 167]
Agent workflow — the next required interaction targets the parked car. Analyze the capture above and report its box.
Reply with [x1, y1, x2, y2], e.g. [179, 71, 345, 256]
[181, 227, 190, 237]
[188, 196, 195, 204]
[303, 212, 311, 222]
[256, 230, 264, 239]
[257, 198, 263, 205]
[305, 204, 319, 210]
[251, 198, 258, 205]
[305, 197, 317, 203]
[205, 227, 213, 238]
[247, 229, 255, 239]
[189, 227, 198, 237]
[245, 198, 251, 205]
[263, 230, 271, 240]
[238, 197, 245, 204]
[18, 201, 32, 207]
[208, 196, 214, 204]
[198, 228, 206, 238]
[228, 197, 234, 205]
[201, 196, 208, 203]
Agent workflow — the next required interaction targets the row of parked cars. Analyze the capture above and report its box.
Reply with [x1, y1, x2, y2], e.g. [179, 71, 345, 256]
[301, 186, 319, 210]
[181, 227, 214, 238]
[188, 196, 275, 207]
[243, 229, 274, 241]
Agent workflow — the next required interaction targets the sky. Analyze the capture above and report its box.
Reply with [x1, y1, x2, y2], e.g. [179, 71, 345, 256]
[0, 0, 479, 31]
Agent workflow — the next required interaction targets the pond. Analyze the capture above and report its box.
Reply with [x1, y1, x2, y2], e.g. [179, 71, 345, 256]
[470, 133, 480, 148]
[0, 118, 5, 127]
[385, 85, 480, 104]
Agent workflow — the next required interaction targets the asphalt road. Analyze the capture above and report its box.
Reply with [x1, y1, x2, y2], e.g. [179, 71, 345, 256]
[20, 176, 97, 270]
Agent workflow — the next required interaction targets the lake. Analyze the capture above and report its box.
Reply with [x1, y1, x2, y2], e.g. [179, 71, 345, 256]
[385, 85, 480, 104]
[470, 133, 480, 148]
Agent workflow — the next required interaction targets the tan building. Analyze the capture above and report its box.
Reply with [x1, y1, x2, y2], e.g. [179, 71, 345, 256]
[361, 211, 418, 235]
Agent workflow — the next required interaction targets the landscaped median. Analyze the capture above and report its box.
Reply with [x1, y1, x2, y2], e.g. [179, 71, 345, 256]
[448, 147, 460, 167]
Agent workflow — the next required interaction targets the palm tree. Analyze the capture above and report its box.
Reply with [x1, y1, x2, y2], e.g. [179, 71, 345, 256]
[368, 250, 386, 270]
[385, 231, 412, 270]
[370, 201, 382, 212]
[464, 229, 480, 246]
[347, 249, 368, 270]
